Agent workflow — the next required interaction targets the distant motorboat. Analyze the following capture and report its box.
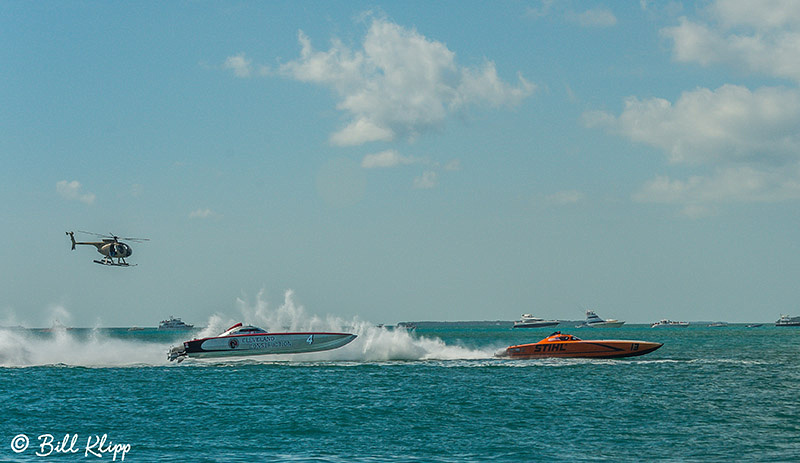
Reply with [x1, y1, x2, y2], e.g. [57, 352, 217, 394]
[651, 319, 689, 328]
[168, 322, 357, 362]
[513, 314, 560, 328]
[580, 310, 625, 328]
[128, 326, 145, 331]
[745, 324, 763, 328]
[775, 314, 800, 327]
[707, 322, 728, 327]
[158, 316, 194, 330]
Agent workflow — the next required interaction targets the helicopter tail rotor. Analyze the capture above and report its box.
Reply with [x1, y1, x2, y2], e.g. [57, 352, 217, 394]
[66, 231, 76, 250]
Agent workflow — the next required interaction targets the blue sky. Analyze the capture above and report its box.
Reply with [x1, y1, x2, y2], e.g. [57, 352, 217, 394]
[2, 0, 800, 326]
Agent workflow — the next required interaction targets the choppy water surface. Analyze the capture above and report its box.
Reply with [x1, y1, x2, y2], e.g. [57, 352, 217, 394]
[1, 323, 798, 462]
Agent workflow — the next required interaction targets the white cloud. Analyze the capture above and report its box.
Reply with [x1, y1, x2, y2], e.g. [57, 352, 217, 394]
[361, 150, 419, 168]
[634, 165, 800, 212]
[224, 53, 252, 78]
[189, 208, 214, 219]
[56, 180, 95, 204]
[279, 18, 534, 146]
[413, 171, 438, 189]
[223, 53, 269, 78]
[567, 8, 618, 28]
[585, 0, 800, 213]
[586, 85, 800, 165]
[662, 1, 800, 82]
[331, 119, 394, 146]
[588, 85, 800, 208]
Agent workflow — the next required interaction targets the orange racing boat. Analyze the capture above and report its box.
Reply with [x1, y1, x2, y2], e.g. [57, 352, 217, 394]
[499, 331, 662, 359]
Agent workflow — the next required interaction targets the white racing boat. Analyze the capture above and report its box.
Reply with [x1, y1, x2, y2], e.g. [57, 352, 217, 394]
[168, 323, 357, 362]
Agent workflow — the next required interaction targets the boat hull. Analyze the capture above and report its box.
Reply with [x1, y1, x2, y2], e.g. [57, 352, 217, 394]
[513, 321, 559, 328]
[502, 340, 662, 359]
[586, 321, 625, 328]
[182, 332, 357, 359]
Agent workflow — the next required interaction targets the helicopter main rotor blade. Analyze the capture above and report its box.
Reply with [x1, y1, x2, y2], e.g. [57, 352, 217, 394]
[77, 230, 113, 238]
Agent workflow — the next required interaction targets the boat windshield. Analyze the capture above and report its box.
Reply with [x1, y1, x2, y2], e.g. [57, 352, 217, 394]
[221, 324, 268, 336]
[545, 334, 580, 342]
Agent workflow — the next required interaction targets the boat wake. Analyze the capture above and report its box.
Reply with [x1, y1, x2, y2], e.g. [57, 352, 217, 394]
[0, 291, 491, 367]
[0, 327, 169, 367]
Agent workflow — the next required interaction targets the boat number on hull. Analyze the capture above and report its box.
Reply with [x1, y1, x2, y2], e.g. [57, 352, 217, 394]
[631, 343, 639, 351]
[307, 335, 313, 345]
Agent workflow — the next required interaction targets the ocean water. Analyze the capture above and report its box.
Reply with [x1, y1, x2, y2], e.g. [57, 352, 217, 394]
[1, 323, 799, 462]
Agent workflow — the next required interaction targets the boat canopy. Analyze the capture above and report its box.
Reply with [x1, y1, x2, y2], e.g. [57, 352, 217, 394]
[220, 323, 268, 336]
[542, 332, 581, 342]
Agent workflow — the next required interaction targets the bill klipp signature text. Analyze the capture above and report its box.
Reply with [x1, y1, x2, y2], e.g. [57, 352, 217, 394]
[10, 433, 131, 461]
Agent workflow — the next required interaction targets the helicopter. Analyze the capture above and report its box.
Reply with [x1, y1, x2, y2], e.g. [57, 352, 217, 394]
[66, 231, 149, 266]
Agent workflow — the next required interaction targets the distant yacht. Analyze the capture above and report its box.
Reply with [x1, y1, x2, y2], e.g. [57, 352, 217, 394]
[158, 316, 194, 330]
[513, 314, 560, 328]
[775, 314, 800, 327]
[580, 310, 625, 328]
[651, 319, 689, 328]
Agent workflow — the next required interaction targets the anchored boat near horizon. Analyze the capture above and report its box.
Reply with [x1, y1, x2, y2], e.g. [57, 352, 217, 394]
[775, 314, 800, 326]
[158, 316, 194, 330]
[512, 314, 560, 328]
[579, 310, 625, 328]
[651, 319, 689, 328]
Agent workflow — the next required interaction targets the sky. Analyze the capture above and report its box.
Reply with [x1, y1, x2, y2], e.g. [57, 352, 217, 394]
[2, 0, 800, 327]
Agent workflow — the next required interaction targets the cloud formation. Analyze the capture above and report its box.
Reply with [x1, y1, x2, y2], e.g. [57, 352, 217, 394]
[224, 52, 268, 78]
[361, 150, 420, 169]
[586, 0, 800, 214]
[586, 85, 800, 165]
[189, 208, 214, 219]
[56, 180, 95, 204]
[277, 17, 534, 146]
[663, 0, 800, 82]
[413, 171, 438, 189]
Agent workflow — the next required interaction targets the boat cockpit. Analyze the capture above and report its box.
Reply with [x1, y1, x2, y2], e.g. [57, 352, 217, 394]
[542, 332, 581, 342]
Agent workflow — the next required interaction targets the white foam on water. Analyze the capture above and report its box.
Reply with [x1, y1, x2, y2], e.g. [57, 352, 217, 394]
[0, 327, 169, 367]
[196, 289, 492, 363]
[0, 290, 494, 367]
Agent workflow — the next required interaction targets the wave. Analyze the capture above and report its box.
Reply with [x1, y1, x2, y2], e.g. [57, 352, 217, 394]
[0, 327, 169, 367]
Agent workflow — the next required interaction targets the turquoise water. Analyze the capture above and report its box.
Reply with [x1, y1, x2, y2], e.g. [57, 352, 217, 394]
[2, 324, 799, 462]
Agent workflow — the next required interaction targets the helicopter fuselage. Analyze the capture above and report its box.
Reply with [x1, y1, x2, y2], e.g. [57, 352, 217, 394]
[92, 240, 133, 259]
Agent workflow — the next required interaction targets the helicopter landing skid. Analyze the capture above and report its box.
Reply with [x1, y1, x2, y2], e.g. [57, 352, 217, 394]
[93, 259, 136, 267]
